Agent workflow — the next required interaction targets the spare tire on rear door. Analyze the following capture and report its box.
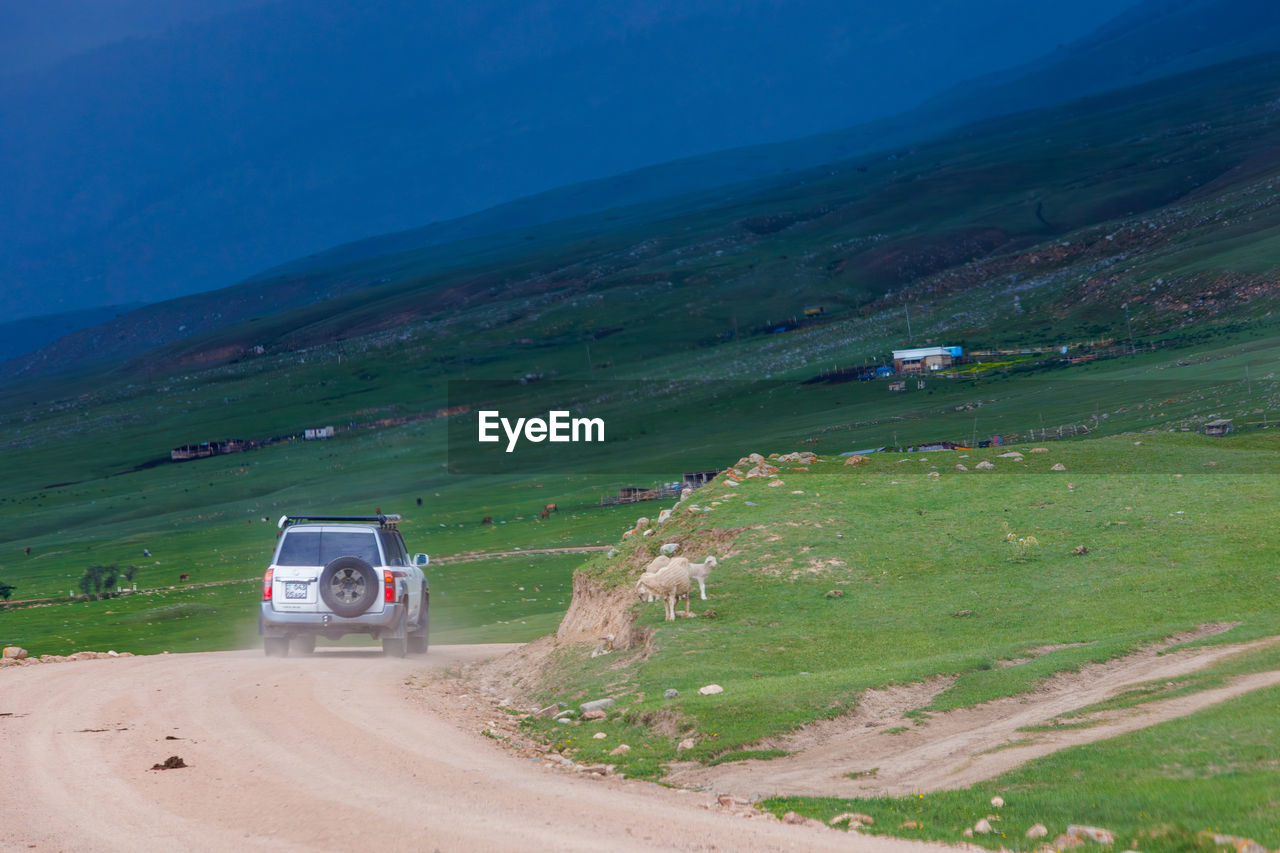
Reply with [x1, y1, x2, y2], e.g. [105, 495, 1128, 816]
[319, 556, 378, 618]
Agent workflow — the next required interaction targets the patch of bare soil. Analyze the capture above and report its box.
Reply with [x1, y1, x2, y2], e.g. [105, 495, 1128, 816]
[996, 641, 1095, 668]
[0, 646, 947, 852]
[668, 625, 1280, 798]
[556, 572, 652, 651]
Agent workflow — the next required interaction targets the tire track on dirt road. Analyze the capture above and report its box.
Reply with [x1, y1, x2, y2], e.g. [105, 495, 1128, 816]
[0, 646, 950, 852]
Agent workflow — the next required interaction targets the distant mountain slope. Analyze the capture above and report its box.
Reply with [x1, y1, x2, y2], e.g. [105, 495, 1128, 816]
[8, 50, 1280, 384]
[0, 304, 145, 363]
[0, 0, 1137, 320]
[920, 0, 1280, 124]
[273, 0, 1280, 280]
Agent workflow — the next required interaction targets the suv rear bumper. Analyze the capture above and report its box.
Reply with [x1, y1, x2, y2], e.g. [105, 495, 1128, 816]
[259, 602, 407, 638]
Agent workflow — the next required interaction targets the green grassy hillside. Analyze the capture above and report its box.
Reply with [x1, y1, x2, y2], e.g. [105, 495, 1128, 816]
[521, 431, 1280, 850]
[0, 55, 1278, 847]
[9, 52, 1280, 384]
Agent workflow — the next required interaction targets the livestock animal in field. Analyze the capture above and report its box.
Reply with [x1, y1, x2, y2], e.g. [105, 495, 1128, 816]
[639, 555, 671, 601]
[687, 556, 718, 600]
[179, 573, 190, 582]
[635, 558, 691, 621]
[544, 503, 558, 513]
[540, 509, 550, 520]
[481, 516, 493, 525]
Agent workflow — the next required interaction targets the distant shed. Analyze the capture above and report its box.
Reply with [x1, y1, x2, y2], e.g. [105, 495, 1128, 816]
[892, 346, 962, 373]
[1203, 418, 1233, 437]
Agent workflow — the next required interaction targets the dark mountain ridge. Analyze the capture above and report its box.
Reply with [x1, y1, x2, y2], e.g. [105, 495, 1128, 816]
[0, 0, 1139, 320]
[7, 49, 1280, 386]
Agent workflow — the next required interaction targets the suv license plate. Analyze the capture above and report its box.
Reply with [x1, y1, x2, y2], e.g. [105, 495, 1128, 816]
[284, 581, 309, 600]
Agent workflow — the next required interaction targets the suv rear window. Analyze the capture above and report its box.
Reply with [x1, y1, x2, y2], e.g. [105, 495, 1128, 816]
[378, 530, 407, 566]
[276, 530, 382, 566]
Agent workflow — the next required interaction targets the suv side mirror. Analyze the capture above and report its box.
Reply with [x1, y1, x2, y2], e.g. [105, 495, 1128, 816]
[414, 553, 429, 567]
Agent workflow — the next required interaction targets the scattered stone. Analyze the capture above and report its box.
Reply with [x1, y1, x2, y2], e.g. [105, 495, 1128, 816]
[899, 820, 922, 829]
[990, 795, 1004, 808]
[953, 609, 974, 617]
[534, 702, 566, 718]
[963, 828, 973, 837]
[664, 688, 679, 699]
[998, 451, 1023, 459]
[579, 698, 615, 714]
[642, 529, 654, 536]
[697, 684, 724, 696]
[555, 718, 574, 725]
[582, 710, 606, 721]
[1026, 824, 1048, 839]
[150, 755, 187, 771]
[606, 548, 618, 559]
[844, 455, 869, 466]
[824, 589, 844, 598]
[1029, 447, 1049, 453]
[1067, 825, 1115, 845]
[1051, 463, 1067, 471]
[1071, 545, 1090, 555]
[956, 464, 969, 471]
[1199, 832, 1268, 853]
[608, 744, 631, 756]
[829, 813, 874, 828]
[660, 543, 680, 556]
[635, 517, 649, 530]
[974, 818, 992, 834]
[592, 732, 607, 740]
[1053, 833, 1086, 849]
[782, 811, 806, 825]
[2, 646, 28, 660]
[677, 738, 696, 751]
[976, 460, 995, 470]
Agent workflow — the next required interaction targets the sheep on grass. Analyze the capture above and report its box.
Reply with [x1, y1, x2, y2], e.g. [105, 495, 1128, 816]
[639, 554, 671, 602]
[636, 558, 692, 621]
[687, 555, 718, 600]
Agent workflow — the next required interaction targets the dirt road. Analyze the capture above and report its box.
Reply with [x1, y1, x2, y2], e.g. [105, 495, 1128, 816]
[669, 631, 1280, 798]
[0, 646, 947, 852]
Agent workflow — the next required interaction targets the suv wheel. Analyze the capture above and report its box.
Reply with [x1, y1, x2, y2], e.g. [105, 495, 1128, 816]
[319, 556, 378, 617]
[264, 637, 289, 657]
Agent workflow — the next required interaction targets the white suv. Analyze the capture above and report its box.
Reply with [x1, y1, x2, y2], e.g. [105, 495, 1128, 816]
[260, 514, 429, 657]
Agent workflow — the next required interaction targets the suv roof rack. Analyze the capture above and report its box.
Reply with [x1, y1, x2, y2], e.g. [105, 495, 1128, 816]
[277, 514, 402, 530]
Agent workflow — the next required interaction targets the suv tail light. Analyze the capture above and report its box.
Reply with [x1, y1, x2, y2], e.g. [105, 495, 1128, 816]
[263, 568, 274, 601]
[384, 569, 395, 603]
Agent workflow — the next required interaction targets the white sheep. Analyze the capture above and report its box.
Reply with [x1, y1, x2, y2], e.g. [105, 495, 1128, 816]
[639, 554, 671, 602]
[635, 558, 692, 621]
[687, 555, 718, 600]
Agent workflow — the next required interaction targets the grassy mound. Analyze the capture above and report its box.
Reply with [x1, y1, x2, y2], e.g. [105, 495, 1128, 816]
[518, 433, 1280, 795]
